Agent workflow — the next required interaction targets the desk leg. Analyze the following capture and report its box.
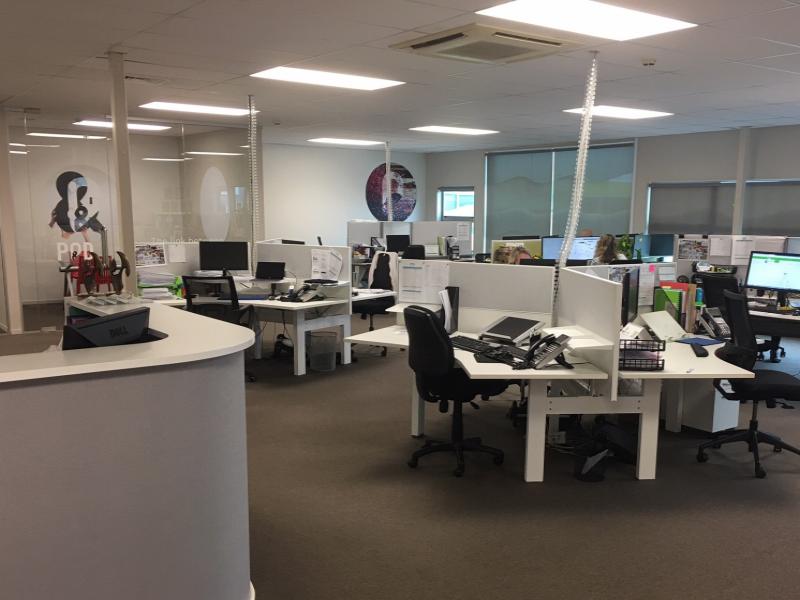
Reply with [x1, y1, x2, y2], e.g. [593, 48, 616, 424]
[524, 381, 548, 483]
[636, 379, 662, 480]
[252, 319, 263, 360]
[293, 311, 306, 376]
[664, 380, 684, 433]
[341, 318, 352, 366]
[411, 371, 424, 437]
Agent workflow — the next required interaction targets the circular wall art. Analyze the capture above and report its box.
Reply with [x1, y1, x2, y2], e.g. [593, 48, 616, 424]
[365, 163, 417, 221]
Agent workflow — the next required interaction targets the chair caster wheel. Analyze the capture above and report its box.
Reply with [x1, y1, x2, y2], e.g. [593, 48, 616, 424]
[696, 452, 709, 463]
[408, 459, 418, 468]
[493, 455, 504, 465]
[248, 376, 256, 382]
[453, 467, 464, 477]
[774, 446, 783, 453]
[755, 466, 767, 479]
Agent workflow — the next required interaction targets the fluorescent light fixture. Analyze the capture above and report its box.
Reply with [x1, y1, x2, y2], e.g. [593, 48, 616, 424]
[308, 137, 384, 146]
[27, 132, 107, 140]
[409, 125, 498, 136]
[9, 142, 25, 147]
[184, 151, 244, 156]
[74, 119, 171, 131]
[10, 142, 60, 148]
[140, 101, 251, 116]
[9, 150, 27, 155]
[251, 66, 404, 91]
[564, 105, 673, 119]
[477, 0, 696, 41]
[142, 157, 189, 162]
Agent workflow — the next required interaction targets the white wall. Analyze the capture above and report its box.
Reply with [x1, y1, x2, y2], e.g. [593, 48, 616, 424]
[262, 143, 426, 246]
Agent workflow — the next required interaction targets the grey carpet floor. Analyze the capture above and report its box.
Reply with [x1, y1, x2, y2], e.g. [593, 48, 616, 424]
[245, 319, 800, 600]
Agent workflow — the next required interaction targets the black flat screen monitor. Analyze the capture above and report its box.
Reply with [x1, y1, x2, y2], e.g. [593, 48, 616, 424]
[386, 234, 411, 254]
[199, 241, 249, 271]
[745, 251, 800, 294]
[63, 307, 154, 350]
[256, 261, 286, 281]
[525, 259, 587, 267]
[502, 235, 541, 240]
[281, 239, 305, 245]
[620, 267, 640, 326]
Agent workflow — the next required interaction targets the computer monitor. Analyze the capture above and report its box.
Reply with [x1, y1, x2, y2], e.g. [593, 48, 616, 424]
[255, 261, 286, 281]
[386, 234, 411, 254]
[620, 267, 640, 326]
[649, 234, 675, 257]
[199, 241, 249, 272]
[745, 251, 800, 294]
[63, 307, 158, 350]
[526, 259, 587, 267]
[570, 236, 600, 260]
[541, 236, 599, 261]
[281, 239, 305, 245]
[502, 235, 541, 240]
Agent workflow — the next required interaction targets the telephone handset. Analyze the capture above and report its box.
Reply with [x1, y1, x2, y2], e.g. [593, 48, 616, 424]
[281, 284, 322, 303]
[699, 307, 730, 339]
[518, 334, 573, 370]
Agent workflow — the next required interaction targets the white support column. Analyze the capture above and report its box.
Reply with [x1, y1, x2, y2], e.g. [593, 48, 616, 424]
[0, 111, 24, 333]
[732, 127, 751, 235]
[108, 51, 137, 293]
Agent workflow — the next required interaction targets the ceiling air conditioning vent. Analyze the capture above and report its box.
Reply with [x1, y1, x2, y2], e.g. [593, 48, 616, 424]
[392, 24, 580, 64]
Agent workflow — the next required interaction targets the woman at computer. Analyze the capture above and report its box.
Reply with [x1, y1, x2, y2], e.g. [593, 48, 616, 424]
[591, 234, 627, 265]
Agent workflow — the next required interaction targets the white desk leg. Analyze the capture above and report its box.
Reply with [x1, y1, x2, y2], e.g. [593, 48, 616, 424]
[524, 381, 548, 483]
[410, 371, 425, 437]
[293, 311, 307, 376]
[636, 379, 662, 480]
[341, 318, 352, 366]
[664, 380, 684, 433]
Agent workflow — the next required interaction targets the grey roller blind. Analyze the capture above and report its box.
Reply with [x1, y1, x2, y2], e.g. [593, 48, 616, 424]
[743, 181, 800, 236]
[648, 183, 734, 234]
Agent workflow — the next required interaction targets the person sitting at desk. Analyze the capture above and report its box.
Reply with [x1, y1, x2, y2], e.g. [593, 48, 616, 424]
[591, 233, 627, 265]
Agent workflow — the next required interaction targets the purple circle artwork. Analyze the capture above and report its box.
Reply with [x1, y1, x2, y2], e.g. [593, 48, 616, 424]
[365, 163, 417, 221]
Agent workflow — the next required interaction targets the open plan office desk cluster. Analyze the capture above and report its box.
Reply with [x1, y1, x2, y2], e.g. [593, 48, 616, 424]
[347, 261, 753, 483]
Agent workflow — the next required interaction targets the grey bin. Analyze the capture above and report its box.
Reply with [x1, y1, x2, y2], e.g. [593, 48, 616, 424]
[308, 331, 338, 372]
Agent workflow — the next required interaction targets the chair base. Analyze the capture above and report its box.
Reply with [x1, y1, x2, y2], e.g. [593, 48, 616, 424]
[408, 436, 504, 477]
[697, 417, 800, 478]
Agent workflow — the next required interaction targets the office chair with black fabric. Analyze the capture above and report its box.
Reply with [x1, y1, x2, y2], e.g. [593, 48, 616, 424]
[353, 251, 397, 357]
[403, 244, 426, 259]
[696, 290, 800, 478]
[404, 305, 507, 477]
[699, 274, 785, 361]
[182, 275, 257, 382]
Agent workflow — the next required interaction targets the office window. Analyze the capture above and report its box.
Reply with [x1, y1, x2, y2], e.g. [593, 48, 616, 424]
[742, 180, 800, 236]
[439, 187, 475, 220]
[647, 182, 734, 234]
[485, 143, 633, 245]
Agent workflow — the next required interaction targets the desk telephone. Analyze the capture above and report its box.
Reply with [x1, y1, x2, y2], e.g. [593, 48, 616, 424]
[698, 307, 730, 339]
[521, 334, 573, 370]
[455, 333, 573, 370]
[280, 284, 322, 303]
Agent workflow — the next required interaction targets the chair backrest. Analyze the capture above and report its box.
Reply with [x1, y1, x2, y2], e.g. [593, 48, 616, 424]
[403, 245, 426, 260]
[404, 305, 453, 377]
[723, 290, 757, 351]
[368, 251, 398, 290]
[699, 275, 739, 312]
[183, 275, 240, 320]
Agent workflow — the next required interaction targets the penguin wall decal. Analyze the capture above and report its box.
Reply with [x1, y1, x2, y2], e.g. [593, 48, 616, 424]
[49, 171, 106, 241]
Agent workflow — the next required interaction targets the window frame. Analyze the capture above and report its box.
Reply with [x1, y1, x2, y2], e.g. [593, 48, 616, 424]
[438, 186, 475, 221]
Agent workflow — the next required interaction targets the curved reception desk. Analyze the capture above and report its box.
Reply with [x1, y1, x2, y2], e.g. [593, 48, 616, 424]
[0, 302, 255, 600]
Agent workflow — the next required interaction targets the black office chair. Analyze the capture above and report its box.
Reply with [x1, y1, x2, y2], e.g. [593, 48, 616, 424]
[183, 276, 257, 382]
[474, 253, 490, 263]
[696, 291, 800, 478]
[353, 252, 396, 357]
[404, 305, 507, 477]
[699, 274, 784, 361]
[403, 245, 426, 259]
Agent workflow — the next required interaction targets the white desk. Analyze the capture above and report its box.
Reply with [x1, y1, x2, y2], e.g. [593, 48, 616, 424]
[346, 327, 754, 482]
[86, 294, 352, 376]
[352, 290, 396, 302]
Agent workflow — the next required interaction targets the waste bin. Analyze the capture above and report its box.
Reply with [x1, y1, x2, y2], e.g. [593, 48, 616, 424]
[308, 331, 338, 372]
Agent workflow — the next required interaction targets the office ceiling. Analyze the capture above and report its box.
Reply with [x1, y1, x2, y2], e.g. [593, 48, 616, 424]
[4, 0, 800, 151]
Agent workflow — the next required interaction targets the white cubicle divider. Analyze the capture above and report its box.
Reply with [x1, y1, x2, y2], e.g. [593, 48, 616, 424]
[398, 259, 449, 305]
[347, 220, 382, 246]
[788, 237, 800, 254]
[555, 267, 622, 399]
[382, 221, 411, 237]
[256, 242, 352, 282]
[449, 262, 552, 331]
[411, 221, 474, 254]
[569, 262, 675, 311]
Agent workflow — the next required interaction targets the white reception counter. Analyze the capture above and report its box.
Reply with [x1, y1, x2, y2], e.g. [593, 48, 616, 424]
[0, 302, 255, 600]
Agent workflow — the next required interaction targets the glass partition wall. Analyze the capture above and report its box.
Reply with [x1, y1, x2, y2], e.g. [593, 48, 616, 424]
[6, 111, 252, 332]
[0, 227, 8, 333]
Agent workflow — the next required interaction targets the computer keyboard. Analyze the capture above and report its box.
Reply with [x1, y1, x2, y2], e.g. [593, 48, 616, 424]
[450, 335, 494, 353]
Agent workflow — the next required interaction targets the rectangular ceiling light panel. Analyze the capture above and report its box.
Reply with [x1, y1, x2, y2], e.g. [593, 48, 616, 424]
[251, 66, 404, 90]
